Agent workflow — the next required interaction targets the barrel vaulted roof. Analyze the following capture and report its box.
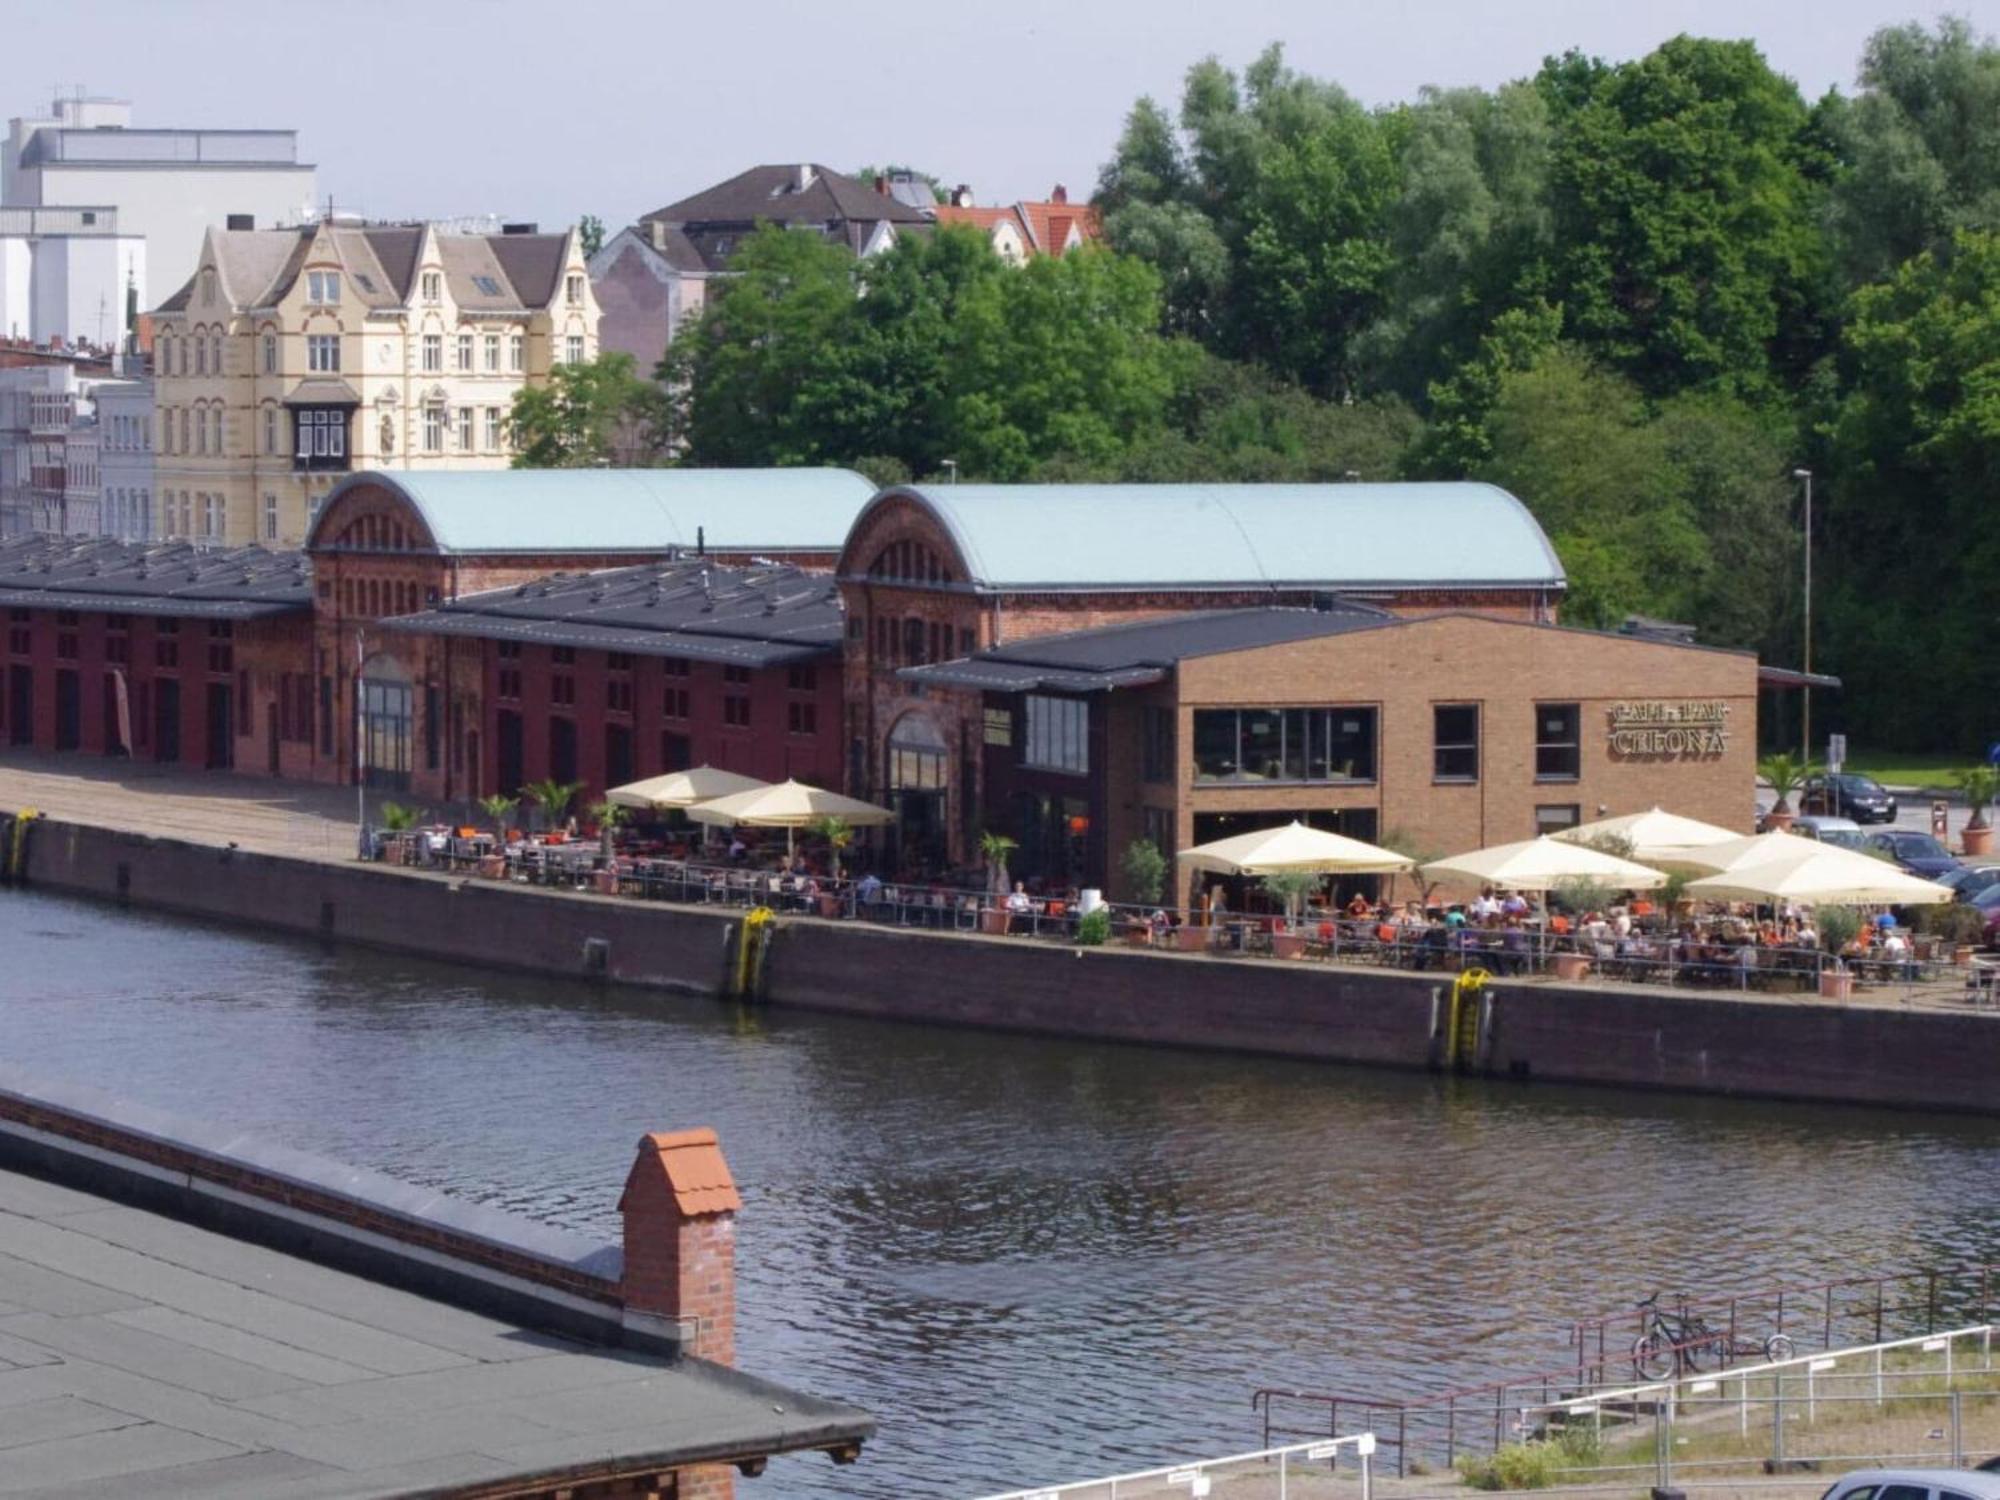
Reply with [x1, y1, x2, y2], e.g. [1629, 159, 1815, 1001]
[853, 482, 1566, 594]
[310, 468, 878, 557]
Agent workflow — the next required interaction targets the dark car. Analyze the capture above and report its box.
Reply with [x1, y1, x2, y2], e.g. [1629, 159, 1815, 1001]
[1799, 773, 1899, 824]
[1940, 862, 2000, 902]
[1866, 829, 1962, 880]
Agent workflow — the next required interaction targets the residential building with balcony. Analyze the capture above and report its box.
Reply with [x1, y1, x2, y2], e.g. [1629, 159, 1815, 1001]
[151, 218, 597, 548]
[95, 377, 153, 540]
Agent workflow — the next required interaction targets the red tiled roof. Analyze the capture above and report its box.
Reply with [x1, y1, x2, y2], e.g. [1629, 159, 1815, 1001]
[1020, 199, 1100, 254]
[621, 1128, 742, 1218]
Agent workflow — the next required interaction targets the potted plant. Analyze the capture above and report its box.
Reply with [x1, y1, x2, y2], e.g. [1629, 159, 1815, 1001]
[1815, 905, 1861, 999]
[476, 794, 515, 877]
[1075, 907, 1112, 947]
[979, 830, 1019, 935]
[1921, 902, 1985, 965]
[377, 801, 421, 865]
[1954, 765, 1999, 857]
[1261, 870, 1322, 959]
[1757, 753, 1817, 832]
[1119, 838, 1167, 944]
[520, 778, 586, 835]
[587, 799, 629, 892]
[813, 815, 854, 917]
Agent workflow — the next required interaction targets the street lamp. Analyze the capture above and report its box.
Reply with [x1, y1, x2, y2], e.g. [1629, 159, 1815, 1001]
[1792, 467, 1812, 761]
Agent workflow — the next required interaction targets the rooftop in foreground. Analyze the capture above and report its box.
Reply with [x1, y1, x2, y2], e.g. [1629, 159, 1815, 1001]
[0, 1153, 866, 1498]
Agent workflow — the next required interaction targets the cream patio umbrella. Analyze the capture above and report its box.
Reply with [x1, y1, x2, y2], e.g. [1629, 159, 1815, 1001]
[1554, 806, 1742, 865]
[1683, 843, 1953, 906]
[1176, 820, 1415, 877]
[686, 779, 895, 859]
[605, 766, 771, 812]
[1421, 835, 1669, 893]
[1664, 827, 1822, 877]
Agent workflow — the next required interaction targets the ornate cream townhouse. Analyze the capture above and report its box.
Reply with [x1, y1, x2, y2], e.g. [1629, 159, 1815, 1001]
[151, 218, 596, 546]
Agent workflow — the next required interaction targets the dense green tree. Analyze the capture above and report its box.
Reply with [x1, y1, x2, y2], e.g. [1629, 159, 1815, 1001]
[578, 214, 605, 259]
[508, 353, 663, 468]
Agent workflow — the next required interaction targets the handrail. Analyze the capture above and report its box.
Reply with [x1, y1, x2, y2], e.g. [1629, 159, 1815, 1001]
[968, 1430, 1377, 1500]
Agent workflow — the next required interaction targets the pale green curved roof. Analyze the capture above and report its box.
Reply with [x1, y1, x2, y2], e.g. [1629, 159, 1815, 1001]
[862, 482, 1565, 592]
[313, 468, 877, 556]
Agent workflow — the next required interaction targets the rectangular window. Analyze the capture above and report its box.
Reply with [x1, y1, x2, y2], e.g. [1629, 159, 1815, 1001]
[308, 271, 340, 303]
[1434, 703, 1480, 783]
[786, 664, 817, 692]
[261, 333, 277, 373]
[1022, 694, 1089, 775]
[1535, 804, 1581, 836]
[422, 407, 444, 453]
[787, 701, 817, 735]
[457, 406, 475, 453]
[1535, 702, 1581, 781]
[508, 333, 524, 371]
[1190, 708, 1376, 783]
[723, 695, 751, 728]
[263, 407, 276, 455]
[661, 656, 689, 678]
[483, 333, 500, 372]
[565, 334, 585, 365]
[421, 334, 442, 373]
[457, 332, 474, 371]
[1142, 706, 1174, 783]
[722, 664, 749, 685]
[484, 407, 501, 449]
[306, 334, 339, 372]
[663, 687, 690, 719]
[551, 646, 576, 665]
[566, 273, 584, 305]
[421, 270, 441, 303]
[262, 493, 277, 540]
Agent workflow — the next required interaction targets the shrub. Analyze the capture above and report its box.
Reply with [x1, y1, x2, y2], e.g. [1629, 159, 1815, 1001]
[1815, 905, 1862, 955]
[1457, 1441, 1558, 1491]
[1120, 838, 1167, 904]
[1921, 903, 1985, 946]
[1076, 907, 1112, 946]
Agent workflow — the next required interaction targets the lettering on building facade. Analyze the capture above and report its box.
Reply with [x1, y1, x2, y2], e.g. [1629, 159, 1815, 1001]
[1605, 700, 1730, 759]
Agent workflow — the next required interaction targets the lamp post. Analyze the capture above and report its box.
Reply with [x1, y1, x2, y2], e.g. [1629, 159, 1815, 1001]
[1792, 467, 1812, 761]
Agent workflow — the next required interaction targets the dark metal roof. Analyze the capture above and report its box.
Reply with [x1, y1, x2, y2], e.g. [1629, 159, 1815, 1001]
[899, 604, 1393, 693]
[381, 559, 843, 666]
[1757, 664, 1843, 690]
[0, 536, 311, 620]
[645, 164, 933, 230]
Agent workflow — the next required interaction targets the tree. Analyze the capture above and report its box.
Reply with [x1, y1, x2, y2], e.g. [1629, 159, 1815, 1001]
[578, 214, 606, 259]
[478, 794, 516, 839]
[521, 779, 586, 831]
[509, 353, 663, 468]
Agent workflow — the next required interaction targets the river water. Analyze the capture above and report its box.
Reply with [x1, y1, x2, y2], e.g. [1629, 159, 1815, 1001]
[5, 887, 1999, 1497]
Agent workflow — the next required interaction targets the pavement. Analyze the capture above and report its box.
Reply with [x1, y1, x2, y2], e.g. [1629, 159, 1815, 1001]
[0, 1164, 864, 1498]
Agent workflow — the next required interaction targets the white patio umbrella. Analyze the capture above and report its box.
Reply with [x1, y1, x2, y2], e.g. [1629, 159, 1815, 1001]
[1665, 828, 1822, 876]
[1176, 820, 1414, 876]
[1684, 843, 1953, 905]
[1422, 835, 1669, 893]
[1554, 807, 1743, 864]
[687, 779, 895, 858]
[605, 766, 770, 812]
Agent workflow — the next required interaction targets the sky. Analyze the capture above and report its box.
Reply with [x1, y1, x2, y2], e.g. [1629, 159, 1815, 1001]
[8, 0, 2000, 233]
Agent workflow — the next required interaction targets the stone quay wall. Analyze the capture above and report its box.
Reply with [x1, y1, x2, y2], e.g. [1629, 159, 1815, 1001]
[8, 812, 1998, 1116]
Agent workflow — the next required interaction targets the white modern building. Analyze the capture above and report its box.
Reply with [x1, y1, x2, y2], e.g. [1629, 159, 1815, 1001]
[0, 204, 145, 348]
[95, 378, 153, 540]
[3, 94, 315, 330]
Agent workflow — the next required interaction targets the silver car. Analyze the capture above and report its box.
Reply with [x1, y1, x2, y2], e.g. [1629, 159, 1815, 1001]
[1820, 1470, 2000, 1500]
[1792, 814, 1869, 852]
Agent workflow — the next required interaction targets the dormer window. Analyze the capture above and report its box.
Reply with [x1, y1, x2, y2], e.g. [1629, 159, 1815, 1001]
[471, 274, 502, 297]
[566, 274, 584, 305]
[421, 270, 441, 303]
[306, 271, 341, 304]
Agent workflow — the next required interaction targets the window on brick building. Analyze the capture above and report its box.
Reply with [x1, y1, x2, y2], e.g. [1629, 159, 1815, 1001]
[551, 646, 576, 665]
[1535, 804, 1581, 836]
[663, 687, 689, 719]
[723, 695, 750, 728]
[721, 663, 748, 685]
[1535, 703, 1580, 781]
[1142, 706, 1174, 783]
[786, 664, 817, 692]
[661, 731, 691, 771]
[1434, 704, 1480, 783]
[606, 679, 633, 713]
[787, 701, 817, 735]
[1023, 695, 1088, 775]
[1191, 707, 1375, 783]
[551, 675, 576, 707]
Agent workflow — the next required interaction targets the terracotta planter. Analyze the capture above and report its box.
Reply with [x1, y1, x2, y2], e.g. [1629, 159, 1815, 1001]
[1764, 808, 1795, 832]
[817, 894, 844, 919]
[1123, 925, 1152, 948]
[592, 869, 620, 896]
[1271, 930, 1307, 960]
[1963, 824, 1994, 857]
[476, 853, 507, 880]
[1818, 968, 1855, 1000]
[1955, 945, 1977, 966]
[1552, 952, 1591, 982]
[979, 908, 1010, 936]
[383, 840, 406, 867]
[1174, 924, 1210, 953]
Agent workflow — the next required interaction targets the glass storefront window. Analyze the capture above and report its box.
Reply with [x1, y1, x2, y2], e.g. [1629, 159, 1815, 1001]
[1191, 707, 1377, 783]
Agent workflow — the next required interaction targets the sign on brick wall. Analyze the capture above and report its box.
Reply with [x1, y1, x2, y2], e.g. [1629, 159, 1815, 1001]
[1605, 700, 1729, 759]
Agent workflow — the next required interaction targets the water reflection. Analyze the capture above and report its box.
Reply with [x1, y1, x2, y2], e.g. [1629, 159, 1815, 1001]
[6, 887, 1999, 1498]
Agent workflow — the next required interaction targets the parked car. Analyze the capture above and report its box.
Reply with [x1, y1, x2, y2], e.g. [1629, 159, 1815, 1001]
[1864, 830, 1962, 880]
[1799, 773, 1899, 824]
[1792, 814, 1869, 852]
[1817, 1469, 2000, 1500]
[1938, 861, 2000, 901]
[1966, 882, 2000, 945]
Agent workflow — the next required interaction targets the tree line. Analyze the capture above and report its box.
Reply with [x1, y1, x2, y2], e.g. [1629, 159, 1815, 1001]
[515, 20, 2000, 751]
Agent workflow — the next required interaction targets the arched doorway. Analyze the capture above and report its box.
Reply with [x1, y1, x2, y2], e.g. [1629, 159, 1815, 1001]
[887, 712, 949, 874]
[359, 654, 413, 792]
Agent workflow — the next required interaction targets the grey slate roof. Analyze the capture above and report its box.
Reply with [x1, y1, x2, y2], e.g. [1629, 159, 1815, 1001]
[0, 1163, 870, 1498]
[382, 560, 843, 666]
[0, 537, 311, 621]
[899, 604, 1394, 693]
[646, 164, 933, 229]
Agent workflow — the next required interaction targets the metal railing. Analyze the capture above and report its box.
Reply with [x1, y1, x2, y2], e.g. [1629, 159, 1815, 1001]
[968, 1430, 1378, 1500]
[1255, 1267, 2000, 1474]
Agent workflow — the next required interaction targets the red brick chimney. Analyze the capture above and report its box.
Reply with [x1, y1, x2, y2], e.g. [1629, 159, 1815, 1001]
[619, 1128, 740, 1366]
[1050, 183, 1068, 204]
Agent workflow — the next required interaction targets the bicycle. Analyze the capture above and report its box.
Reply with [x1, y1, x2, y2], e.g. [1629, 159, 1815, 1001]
[1631, 1293, 1797, 1380]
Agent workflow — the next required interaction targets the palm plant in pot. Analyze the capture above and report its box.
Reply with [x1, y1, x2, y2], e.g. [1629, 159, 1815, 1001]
[812, 815, 854, 916]
[520, 778, 585, 836]
[1260, 870, 1322, 959]
[1757, 753, 1816, 831]
[1815, 905, 1862, 999]
[376, 801, 422, 865]
[1954, 765, 1999, 857]
[475, 794, 516, 877]
[978, 830, 1019, 935]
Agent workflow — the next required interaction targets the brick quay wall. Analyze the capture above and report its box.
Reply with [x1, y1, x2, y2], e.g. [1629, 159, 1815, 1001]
[9, 813, 1998, 1116]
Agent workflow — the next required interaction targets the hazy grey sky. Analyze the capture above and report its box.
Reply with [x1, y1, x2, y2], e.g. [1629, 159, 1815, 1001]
[9, 0, 1998, 232]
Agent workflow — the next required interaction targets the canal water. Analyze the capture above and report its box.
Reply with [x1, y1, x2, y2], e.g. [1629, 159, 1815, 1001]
[5, 886, 1999, 1498]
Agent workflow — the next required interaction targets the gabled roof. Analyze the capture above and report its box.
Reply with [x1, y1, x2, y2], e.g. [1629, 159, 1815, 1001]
[644, 164, 932, 229]
[381, 557, 843, 666]
[311, 468, 878, 557]
[489, 229, 569, 307]
[852, 482, 1567, 594]
[899, 605, 1393, 693]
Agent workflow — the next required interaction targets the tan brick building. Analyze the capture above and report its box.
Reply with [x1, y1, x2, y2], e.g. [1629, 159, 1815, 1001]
[847, 482, 1758, 899]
